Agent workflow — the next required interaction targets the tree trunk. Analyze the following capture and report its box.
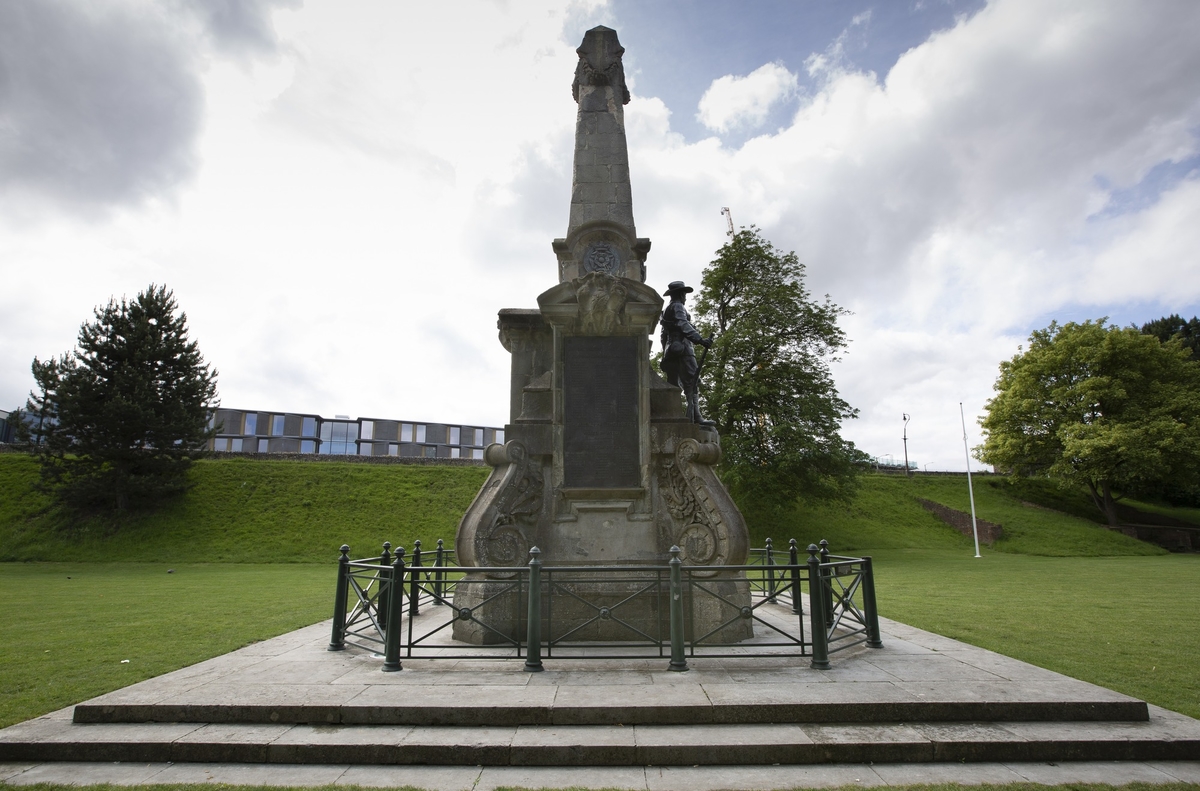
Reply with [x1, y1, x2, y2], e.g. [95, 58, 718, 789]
[1084, 479, 1121, 525]
[1100, 482, 1121, 526]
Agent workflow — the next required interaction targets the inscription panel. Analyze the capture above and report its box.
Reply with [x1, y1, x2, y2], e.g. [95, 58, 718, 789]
[563, 336, 640, 488]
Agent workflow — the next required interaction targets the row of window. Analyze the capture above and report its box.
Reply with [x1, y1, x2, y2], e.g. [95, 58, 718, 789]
[206, 408, 502, 458]
[209, 437, 487, 459]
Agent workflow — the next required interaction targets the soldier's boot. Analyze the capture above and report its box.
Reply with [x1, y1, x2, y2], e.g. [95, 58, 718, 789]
[686, 388, 716, 427]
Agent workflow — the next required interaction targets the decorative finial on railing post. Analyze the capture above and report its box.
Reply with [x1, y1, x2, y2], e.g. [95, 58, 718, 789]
[667, 546, 689, 672]
[525, 546, 544, 672]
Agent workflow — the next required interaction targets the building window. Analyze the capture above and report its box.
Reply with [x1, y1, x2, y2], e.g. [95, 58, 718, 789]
[389, 443, 398, 456]
[359, 443, 373, 456]
[244, 413, 257, 434]
[419, 445, 436, 458]
[301, 440, 315, 454]
[272, 415, 285, 436]
[450, 447, 460, 459]
[258, 438, 269, 453]
[416, 425, 426, 443]
[214, 438, 228, 451]
[448, 426, 460, 445]
[400, 423, 413, 442]
[319, 421, 358, 454]
[494, 429, 505, 444]
[471, 448, 484, 460]
[361, 420, 374, 440]
[231, 438, 243, 452]
[302, 417, 317, 437]
[473, 428, 484, 446]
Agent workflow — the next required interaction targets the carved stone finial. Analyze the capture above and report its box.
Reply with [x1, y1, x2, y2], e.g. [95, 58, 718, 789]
[572, 26, 630, 105]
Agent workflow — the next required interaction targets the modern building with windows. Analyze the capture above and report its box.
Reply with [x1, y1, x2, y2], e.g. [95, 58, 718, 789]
[206, 408, 503, 460]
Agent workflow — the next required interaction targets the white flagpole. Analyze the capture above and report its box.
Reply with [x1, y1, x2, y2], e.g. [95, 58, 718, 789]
[960, 402, 982, 559]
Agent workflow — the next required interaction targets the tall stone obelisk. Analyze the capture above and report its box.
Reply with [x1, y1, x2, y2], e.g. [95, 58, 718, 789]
[453, 26, 750, 643]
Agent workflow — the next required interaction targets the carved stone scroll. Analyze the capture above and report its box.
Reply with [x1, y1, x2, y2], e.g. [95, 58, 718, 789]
[657, 438, 729, 569]
[475, 441, 543, 576]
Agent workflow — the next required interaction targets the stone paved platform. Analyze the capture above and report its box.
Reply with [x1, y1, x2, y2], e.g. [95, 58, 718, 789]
[2, 602, 1198, 771]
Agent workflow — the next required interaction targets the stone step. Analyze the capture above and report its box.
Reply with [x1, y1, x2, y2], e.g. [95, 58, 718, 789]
[71, 695, 1149, 727]
[2, 707, 1198, 766]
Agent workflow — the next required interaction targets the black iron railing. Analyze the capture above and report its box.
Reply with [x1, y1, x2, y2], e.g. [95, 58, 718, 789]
[328, 538, 882, 672]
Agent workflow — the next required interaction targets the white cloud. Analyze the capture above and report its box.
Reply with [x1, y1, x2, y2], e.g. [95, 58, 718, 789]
[3, 0, 1200, 474]
[696, 62, 798, 134]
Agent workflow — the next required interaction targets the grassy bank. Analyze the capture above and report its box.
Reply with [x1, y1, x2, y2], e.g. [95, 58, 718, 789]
[0, 454, 487, 563]
[0, 454, 1176, 562]
[745, 474, 1169, 557]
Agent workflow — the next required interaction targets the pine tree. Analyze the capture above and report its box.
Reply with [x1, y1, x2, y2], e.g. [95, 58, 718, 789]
[22, 285, 219, 513]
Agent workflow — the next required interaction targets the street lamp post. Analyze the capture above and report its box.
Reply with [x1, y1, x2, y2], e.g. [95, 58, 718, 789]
[902, 413, 911, 477]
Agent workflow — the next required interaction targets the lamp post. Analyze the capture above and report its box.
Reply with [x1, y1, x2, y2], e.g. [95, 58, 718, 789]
[902, 413, 911, 477]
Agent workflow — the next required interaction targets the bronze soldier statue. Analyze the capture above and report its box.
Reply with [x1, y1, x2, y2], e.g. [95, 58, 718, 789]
[660, 280, 715, 426]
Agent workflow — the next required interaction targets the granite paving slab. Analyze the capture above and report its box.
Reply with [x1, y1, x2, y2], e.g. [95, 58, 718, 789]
[63, 605, 1152, 727]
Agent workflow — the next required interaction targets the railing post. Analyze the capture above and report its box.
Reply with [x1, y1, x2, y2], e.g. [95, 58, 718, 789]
[807, 544, 830, 670]
[328, 545, 350, 651]
[524, 547, 544, 672]
[668, 546, 690, 672]
[378, 542, 391, 632]
[409, 539, 422, 616]
[862, 556, 883, 648]
[819, 539, 834, 624]
[382, 548, 406, 672]
[434, 538, 445, 603]
[765, 537, 777, 602]
[788, 539, 803, 615]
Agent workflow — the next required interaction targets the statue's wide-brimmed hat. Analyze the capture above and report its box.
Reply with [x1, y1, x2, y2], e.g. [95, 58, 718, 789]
[663, 280, 694, 296]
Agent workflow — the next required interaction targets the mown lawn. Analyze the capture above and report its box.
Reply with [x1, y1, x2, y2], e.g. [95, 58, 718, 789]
[0, 563, 331, 729]
[873, 549, 1200, 720]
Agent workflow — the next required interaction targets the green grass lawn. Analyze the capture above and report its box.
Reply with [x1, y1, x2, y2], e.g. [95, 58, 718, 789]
[871, 549, 1200, 720]
[0, 563, 331, 729]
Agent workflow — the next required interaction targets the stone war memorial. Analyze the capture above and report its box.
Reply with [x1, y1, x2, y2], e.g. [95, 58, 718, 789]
[452, 25, 751, 644]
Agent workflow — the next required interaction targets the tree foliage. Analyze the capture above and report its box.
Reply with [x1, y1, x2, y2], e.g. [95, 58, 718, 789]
[978, 319, 1200, 524]
[693, 227, 861, 508]
[1141, 314, 1199, 360]
[21, 285, 219, 513]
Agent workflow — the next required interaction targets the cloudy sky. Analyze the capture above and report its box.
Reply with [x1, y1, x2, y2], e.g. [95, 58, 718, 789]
[2, 0, 1199, 471]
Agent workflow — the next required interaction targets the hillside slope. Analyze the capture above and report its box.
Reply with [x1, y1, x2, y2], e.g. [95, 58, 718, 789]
[0, 454, 1170, 561]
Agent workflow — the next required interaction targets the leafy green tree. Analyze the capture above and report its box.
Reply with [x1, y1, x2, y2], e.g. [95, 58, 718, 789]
[1141, 314, 1199, 360]
[693, 227, 862, 509]
[21, 285, 219, 513]
[978, 319, 1200, 524]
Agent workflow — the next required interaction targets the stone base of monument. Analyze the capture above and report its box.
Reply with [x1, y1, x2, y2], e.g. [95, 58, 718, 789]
[450, 573, 753, 645]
